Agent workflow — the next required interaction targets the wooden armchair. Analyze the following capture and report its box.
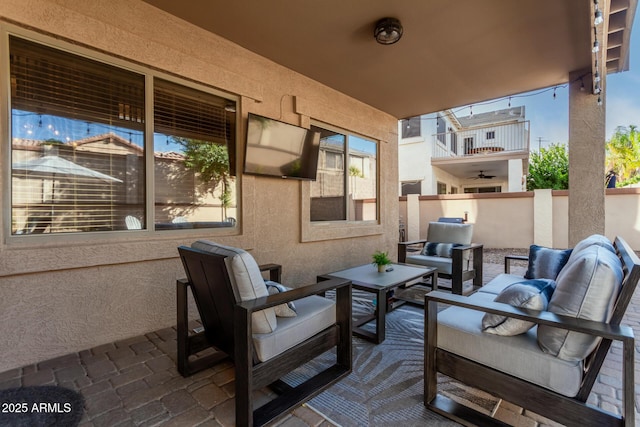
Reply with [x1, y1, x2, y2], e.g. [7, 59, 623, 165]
[425, 236, 640, 426]
[177, 242, 352, 426]
[398, 221, 483, 295]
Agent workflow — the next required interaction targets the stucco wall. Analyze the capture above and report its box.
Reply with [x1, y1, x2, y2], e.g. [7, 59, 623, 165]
[401, 188, 640, 250]
[0, 0, 398, 372]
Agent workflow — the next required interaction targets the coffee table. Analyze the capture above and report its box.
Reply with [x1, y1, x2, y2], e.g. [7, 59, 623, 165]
[318, 263, 437, 344]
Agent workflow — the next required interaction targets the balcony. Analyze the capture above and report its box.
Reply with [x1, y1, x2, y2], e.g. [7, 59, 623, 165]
[432, 120, 530, 159]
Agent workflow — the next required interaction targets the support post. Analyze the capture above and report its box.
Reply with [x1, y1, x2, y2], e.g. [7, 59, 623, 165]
[568, 68, 606, 246]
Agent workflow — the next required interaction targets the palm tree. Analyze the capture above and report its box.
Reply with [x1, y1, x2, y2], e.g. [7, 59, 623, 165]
[606, 125, 640, 185]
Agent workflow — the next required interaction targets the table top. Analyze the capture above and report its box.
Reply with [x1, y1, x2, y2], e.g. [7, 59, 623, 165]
[321, 263, 435, 289]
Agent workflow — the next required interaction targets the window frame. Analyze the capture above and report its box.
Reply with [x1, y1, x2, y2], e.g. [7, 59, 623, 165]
[301, 120, 382, 242]
[2, 27, 241, 244]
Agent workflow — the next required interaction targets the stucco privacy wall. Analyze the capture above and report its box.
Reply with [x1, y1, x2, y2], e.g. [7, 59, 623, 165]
[401, 188, 640, 250]
[0, 0, 398, 372]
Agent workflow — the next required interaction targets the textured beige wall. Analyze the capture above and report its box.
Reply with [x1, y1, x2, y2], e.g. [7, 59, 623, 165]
[401, 189, 640, 250]
[0, 0, 398, 372]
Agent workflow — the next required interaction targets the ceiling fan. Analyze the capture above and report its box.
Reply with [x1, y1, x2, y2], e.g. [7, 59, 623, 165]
[471, 170, 496, 180]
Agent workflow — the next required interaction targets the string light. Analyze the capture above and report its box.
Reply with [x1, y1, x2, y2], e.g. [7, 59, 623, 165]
[553, 87, 557, 99]
[592, 37, 600, 53]
[597, 95, 602, 106]
[594, 0, 604, 25]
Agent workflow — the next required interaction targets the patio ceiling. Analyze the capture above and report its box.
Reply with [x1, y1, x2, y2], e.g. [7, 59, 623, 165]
[142, 0, 635, 120]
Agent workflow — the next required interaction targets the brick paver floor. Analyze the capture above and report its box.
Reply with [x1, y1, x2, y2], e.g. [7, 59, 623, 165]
[0, 258, 638, 426]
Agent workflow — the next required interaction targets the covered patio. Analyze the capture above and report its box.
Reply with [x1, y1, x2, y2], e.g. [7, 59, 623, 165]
[2, 256, 635, 426]
[0, 0, 638, 426]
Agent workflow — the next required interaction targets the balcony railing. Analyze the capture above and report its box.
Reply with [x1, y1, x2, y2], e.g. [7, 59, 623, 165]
[432, 120, 530, 159]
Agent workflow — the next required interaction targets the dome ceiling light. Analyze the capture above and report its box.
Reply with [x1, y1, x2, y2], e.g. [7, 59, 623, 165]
[374, 18, 403, 45]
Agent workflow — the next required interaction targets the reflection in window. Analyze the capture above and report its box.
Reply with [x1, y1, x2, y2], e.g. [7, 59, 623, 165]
[153, 79, 237, 230]
[10, 36, 145, 234]
[310, 125, 377, 222]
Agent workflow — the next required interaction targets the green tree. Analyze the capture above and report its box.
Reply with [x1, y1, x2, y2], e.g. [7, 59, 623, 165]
[172, 137, 232, 216]
[526, 143, 569, 190]
[606, 125, 640, 186]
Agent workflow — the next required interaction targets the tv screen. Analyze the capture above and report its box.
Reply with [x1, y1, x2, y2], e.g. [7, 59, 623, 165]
[244, 113, 321, 180]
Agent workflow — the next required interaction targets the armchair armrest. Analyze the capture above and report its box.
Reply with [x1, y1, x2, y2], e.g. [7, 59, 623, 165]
[238, 278, 352, 313]
[398, 239, 427, 263]
[504, 255, 528, 274]
[259, 263, 282, 282]
[451, 244, 483, 293]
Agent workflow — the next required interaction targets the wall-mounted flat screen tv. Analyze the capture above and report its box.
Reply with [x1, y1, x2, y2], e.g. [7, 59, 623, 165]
[244, 113, 321, 180]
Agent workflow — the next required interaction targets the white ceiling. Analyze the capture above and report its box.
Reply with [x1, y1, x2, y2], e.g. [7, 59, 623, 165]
[141, 0, 602, 119]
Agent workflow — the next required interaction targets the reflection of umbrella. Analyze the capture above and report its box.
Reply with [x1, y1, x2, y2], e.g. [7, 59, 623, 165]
[12, 155, 122, 183]
[12, 155, 123, 230]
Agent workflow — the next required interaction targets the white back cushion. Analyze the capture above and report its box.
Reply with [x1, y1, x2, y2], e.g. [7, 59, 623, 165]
[191, 240, 277, 334]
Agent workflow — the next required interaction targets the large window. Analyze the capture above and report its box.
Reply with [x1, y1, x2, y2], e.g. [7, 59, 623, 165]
[310, 124, 377, 222]
[153, 79, 236, 230]
[9, 35, 237, 235]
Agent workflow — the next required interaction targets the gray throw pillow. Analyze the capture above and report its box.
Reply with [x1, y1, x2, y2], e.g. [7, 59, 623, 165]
[265, 281, 297, 317]
[524, 245, 572, 280]
[537, 245, 623, 361]
[482, 279, 556, 336]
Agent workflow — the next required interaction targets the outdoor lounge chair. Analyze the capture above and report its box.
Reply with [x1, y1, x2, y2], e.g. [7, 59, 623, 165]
[398, 221, 483, 295]
[177, 241, 352, 427]
[425, 235, 640, 426]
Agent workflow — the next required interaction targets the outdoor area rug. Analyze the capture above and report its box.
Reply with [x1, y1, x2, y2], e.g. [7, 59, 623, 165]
[284, 294, 501, 426]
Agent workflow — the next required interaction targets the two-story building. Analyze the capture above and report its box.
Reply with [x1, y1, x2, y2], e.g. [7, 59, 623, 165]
[399, 106, 530, 195]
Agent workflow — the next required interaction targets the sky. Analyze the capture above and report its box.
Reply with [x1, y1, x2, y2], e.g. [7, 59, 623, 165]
[455, 12, 640, 151]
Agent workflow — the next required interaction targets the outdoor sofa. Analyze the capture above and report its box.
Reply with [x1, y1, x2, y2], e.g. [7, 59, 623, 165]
[425, 234, 640, 426]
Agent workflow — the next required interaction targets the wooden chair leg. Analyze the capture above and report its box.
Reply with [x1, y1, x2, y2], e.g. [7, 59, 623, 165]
[176, 279, 190, 377]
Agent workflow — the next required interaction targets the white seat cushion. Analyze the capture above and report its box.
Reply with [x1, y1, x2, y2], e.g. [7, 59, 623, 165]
[253, 295, 336, 362]
[437, 291, 583, 397]
[477, 273, 526, 295]
[406, 254, 453, 275]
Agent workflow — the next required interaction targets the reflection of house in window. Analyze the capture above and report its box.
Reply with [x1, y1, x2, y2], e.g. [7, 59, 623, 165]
[324, 151, 344, 170]
[311, 125, 377, 222]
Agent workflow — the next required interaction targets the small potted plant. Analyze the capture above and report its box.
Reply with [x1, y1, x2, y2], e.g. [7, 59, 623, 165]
[372, 250, 392, 273]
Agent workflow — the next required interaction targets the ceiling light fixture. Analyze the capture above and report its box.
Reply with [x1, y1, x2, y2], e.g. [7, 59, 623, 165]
[374, 18, 403, 45]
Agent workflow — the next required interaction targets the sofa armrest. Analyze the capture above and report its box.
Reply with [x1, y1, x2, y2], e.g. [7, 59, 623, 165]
[504, 255, 528, 274]
[425, 290, 633, 340]
[398, 239, 427, 263]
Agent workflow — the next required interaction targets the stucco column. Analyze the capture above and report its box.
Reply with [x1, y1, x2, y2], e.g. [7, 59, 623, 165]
[508, 158, 523, 192]
[568, 68, 605, 246]
[406, 194, 420, 241]
[533, 189, 553, 247]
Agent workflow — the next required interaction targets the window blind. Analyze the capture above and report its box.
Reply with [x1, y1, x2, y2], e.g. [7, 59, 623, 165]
[154, 78, 236, 175]
[10, 36, 145, 131]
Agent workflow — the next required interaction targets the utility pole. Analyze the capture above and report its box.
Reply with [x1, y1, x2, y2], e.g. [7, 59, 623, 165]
[536, 137, 549, 152]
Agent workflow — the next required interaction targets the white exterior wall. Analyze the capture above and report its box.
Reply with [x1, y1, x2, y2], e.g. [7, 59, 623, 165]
[398, 113, 439, 195]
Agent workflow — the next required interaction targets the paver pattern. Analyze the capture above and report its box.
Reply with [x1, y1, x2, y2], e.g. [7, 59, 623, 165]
[0, 253, 638, 426]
